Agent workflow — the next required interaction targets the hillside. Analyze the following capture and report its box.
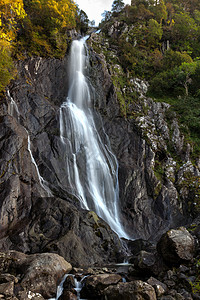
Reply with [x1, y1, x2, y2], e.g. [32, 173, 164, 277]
[0, 0, 200, 299]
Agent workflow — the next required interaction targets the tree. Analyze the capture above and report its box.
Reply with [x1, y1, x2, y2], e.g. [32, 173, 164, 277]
[101, 10, 112, 22]
[89, 20, 95, 27]
[178, 61, 198, 96]
[147, 19, 163, 46]
[0, 40, 16, 94]
[0, 0, 26, 41]
[111, 0, 125, 13]
[172, 12, 197, 41]
[76, 9, 89, 34]
[19, 0, 77, 57]
[151, 0, 167, 23]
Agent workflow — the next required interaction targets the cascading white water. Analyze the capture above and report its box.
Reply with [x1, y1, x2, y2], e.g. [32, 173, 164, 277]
[7, 90, 20, 120]
[60, 38, 129, 239]
[27, 134, 52, 197]
[49, 274, 88, 300]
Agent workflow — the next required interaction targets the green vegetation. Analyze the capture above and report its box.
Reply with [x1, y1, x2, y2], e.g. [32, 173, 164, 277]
[112, 0, 125, 13]
[0, 0, 91, 94]
[99, 0, 200, 157]
[190, 259, 200, 294]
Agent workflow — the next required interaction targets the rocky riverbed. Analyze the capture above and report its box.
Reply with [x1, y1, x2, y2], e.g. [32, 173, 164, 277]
[0, 224, 199, 299]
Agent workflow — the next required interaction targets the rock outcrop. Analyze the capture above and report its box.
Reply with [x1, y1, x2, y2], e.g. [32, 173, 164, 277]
[88, 30, 200, 241]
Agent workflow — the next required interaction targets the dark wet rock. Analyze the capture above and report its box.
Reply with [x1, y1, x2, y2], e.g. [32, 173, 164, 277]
[63, 275, 76, 290]
[26, 199, 122, 266]
[59, 290, 77, 300]
[81, 274, 122, 299]
[160, 296, 175, 300]
[134, 250, 167, 276]
[157, 227, 195, 265]
[102, 280, 157, 300]
[147, 276, 167, 297]
[126, 238, 155, 256]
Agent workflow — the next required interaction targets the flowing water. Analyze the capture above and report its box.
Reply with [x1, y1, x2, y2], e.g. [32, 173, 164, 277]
[27, 134, 53, 197]
[49, 274, 87, 300]
[7, 90, 52, 197]
[59, 38, 129, 239]
[7, 90, 20, 120]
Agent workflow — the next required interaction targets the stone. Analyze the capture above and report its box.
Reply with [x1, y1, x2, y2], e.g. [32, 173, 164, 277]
[157, 227, 195, 265]
[160, 296, 175, 300]
[58, 290, 77, 300]
[21, 253, 72, 298]
[147, 277, 167, 297]
[126, 239, 155, 256]
[0, 281, 14, 296]
[103, 280, 157, 300]
[0, 273, 18, 284]
[63, 275, 76, 290]
[81, 274, 122, 299]
[0, 251, 71, 299]
[134, 250, 167, 275]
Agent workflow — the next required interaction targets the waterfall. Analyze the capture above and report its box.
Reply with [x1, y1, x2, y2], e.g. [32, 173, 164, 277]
[27, 134, 52, 197]
[7, 90, 20, 120]
[59, 38, 129, 239]
[49, 274, 88, 300]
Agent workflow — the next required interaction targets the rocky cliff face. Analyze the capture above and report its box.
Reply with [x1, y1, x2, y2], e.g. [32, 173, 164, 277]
[0, 29, 199, 268]
[88, 30, 200, 241]
[0, 55, 122, 267]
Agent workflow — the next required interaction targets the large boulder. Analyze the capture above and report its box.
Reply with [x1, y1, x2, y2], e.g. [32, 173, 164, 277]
[133, 250, 167, 275]
[81, 274, 122, 299]
[157, 227, 195, 265]
[102, 280, 157, 300]
[0, 251, 72, 299]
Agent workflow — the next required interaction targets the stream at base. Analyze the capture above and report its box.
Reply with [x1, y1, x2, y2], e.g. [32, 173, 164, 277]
[49, 274, 88, 300]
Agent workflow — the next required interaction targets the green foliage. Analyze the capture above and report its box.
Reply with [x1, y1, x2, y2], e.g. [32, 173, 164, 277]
[147, 19, 163, 46]
[0, 42, 16, 94]
[150, 0, 167, 23]
[76, 9, 89, 34]
[171, 12, 198, 51]
[19, 0, 77, 57]
[111, 0, 125, 13]
[162, 49, 193, 70]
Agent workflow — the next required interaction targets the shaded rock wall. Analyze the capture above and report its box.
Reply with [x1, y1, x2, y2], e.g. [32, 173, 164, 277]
[0, 55, 122, 266]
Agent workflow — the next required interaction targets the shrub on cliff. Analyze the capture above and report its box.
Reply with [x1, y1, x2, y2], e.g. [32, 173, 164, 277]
[19, 0, 77, 57]
[0, 41, 16, 94]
